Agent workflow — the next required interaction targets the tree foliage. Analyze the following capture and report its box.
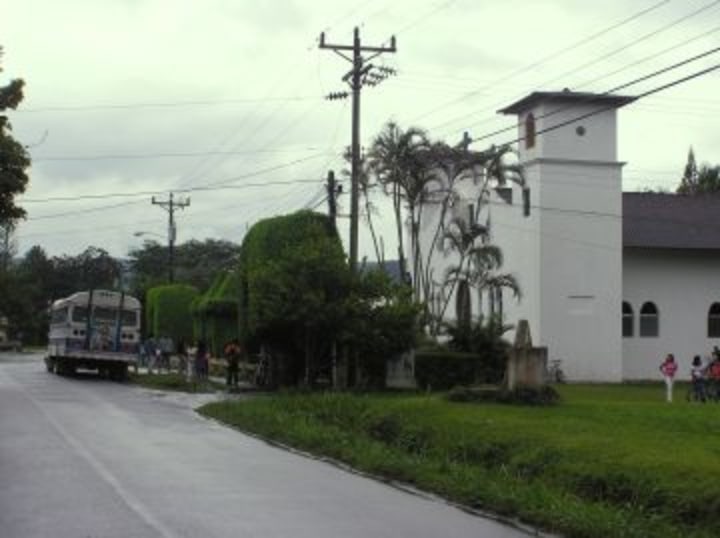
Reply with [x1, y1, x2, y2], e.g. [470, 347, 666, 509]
[0, 46, 30, 224]
[192, 269, 239, 356]
[239, 210, 349, 385]
[127, 238, 240, 299]
[677, 147, 720, 194]
[342, 268, 420, 386]
[366, 120, 524, 333]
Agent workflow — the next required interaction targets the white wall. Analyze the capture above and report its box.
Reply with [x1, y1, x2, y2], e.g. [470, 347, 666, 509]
[536, 160, 623, 382]
[519, 101, 618, 164]
[623, 248, 720, 380]
[489, 167, 541, 346]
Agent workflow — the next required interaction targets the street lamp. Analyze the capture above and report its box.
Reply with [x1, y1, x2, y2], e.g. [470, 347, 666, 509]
[133, 231, 163, 239]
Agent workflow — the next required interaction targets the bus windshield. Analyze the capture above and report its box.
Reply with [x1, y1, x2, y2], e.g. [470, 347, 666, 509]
[70, 306, 137, 326]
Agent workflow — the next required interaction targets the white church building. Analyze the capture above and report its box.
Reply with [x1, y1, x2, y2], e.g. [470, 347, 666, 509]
[423, 90, 720, 382]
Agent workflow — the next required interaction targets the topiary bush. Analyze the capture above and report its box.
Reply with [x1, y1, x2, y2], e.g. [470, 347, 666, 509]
[238, 210, 349, 386]
[146, 284, 199, 346]
[192, 269, 239, 356]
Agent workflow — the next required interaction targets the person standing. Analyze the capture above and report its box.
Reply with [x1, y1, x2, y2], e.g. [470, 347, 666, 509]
[195, 339, 208, 381]
[690, 355, 707, 403]
[145, 335, 157, 375]
[659, 353, 678, 403]
[224, 339, 241, 389]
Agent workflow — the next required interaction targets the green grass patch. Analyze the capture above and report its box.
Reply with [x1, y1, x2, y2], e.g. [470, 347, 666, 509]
[130, 372, 224, 393]
[198, 384, 720, 538]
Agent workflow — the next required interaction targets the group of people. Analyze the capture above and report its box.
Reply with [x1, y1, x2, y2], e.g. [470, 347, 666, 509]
[138, 335, 175, 373]
[659, 347, 720, 403]
[137, 335, 244, 388]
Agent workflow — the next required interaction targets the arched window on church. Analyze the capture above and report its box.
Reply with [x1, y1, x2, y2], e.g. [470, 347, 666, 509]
[639, 302, 659, 337]
[525, 113, 536, 149]
[456, 280, 472, 328]
[622, 301, 633, 337]
[708, 303, 720, 337]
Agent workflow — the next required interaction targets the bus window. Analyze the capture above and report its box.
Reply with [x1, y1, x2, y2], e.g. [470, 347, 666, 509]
[51, 307, 69, 324]
[93, 307, 117, 322]
[122, 310, 138, 326]
[72, 306, 88, 323]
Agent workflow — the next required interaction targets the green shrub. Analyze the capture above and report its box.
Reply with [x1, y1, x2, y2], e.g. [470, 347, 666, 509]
[238, 211, 349, 385]
[447, 385, 559, 406]
[193, 270, 239, 356]
[415, 350, 485, 390]
[145, 284, 199, 345]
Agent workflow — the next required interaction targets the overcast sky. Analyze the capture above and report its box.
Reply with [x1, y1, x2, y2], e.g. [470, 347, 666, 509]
[2, 0, 719, 260]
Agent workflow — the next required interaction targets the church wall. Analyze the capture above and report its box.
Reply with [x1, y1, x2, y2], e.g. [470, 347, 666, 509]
[536, 160, 623, 382]
[622, 248, 720, 380]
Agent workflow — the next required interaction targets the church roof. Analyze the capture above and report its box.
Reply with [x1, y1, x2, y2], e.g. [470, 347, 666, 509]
[499, 90, 636, 115]
[623, 192, 720, 250]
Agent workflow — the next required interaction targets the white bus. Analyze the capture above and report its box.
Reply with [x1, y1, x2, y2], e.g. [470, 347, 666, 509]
[45, 289, 141, 380]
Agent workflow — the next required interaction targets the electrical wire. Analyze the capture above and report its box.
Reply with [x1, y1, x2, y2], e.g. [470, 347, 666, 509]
[467, 46, 720, 145]
[490, 62, 720, 148]
[409, 0, 672, 124]
[430, 0, 719, 135]
[27, 146, 330, 162]
[14, 95, 323, 113]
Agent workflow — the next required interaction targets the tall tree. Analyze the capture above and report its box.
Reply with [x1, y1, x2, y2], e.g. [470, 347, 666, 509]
[127, 238, 241, 299]
[368, 121, 432, 286]
[0, 46, 30, 224]
[677, 148, 720, 194]
[0, 222, 17, 273]
[677, 147, 698, 194]
[696, 164, 720, 193]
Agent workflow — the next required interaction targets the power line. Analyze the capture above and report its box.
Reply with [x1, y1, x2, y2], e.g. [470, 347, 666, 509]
[431, 0, 719, 135]
[27, 200, 144, 221]
[409, 0, 671, 125]
[27, 146, 330, 162]
[574, 23, 720, 91]
[490, 62, 720, 149]
[13, 95, 323, 113]
[467, 46, 720, 145]
[20, 177, 326, 205]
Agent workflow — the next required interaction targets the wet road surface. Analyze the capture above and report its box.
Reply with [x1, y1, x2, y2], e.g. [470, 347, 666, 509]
[0, 353, 534, 538]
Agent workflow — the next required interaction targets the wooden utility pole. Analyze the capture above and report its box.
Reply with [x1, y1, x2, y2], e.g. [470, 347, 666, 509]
[151, 193, 190, 283]
[319, 27, 396, 273]
[325, 170, 341, 227]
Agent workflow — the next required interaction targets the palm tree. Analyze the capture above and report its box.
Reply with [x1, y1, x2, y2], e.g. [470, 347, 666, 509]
[367, 121, 433, 290]
[438, 217, 520, 336]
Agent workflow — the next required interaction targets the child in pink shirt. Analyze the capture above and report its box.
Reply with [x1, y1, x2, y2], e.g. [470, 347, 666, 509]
[659, 354, 678, 403]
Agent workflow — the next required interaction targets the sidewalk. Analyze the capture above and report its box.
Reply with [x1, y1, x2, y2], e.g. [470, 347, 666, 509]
[133, 365, 255, 392]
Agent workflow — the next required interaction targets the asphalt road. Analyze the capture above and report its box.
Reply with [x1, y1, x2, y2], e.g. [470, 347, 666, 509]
[0, 352, 534, 538]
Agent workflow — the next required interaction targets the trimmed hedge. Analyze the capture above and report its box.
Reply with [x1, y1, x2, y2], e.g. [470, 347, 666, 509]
[192, 270, 239, 356]
[236, 210, 349, 386]
[145, 284, 199, 346]
[415, 350, 486, 390]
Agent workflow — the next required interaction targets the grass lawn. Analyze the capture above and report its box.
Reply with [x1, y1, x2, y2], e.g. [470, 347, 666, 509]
[130, 372, 225, 393]
[199, 383, 720, 538]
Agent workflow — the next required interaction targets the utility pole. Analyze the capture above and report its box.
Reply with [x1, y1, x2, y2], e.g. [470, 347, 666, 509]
[319, 27, 397, 273]
[151, 193, 190, 283]
[325, 170, 342, 227]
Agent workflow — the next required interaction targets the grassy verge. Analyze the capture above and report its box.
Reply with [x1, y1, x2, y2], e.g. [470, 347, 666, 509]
[198, 384, 720, 538]
[130, 372, 224, 393]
